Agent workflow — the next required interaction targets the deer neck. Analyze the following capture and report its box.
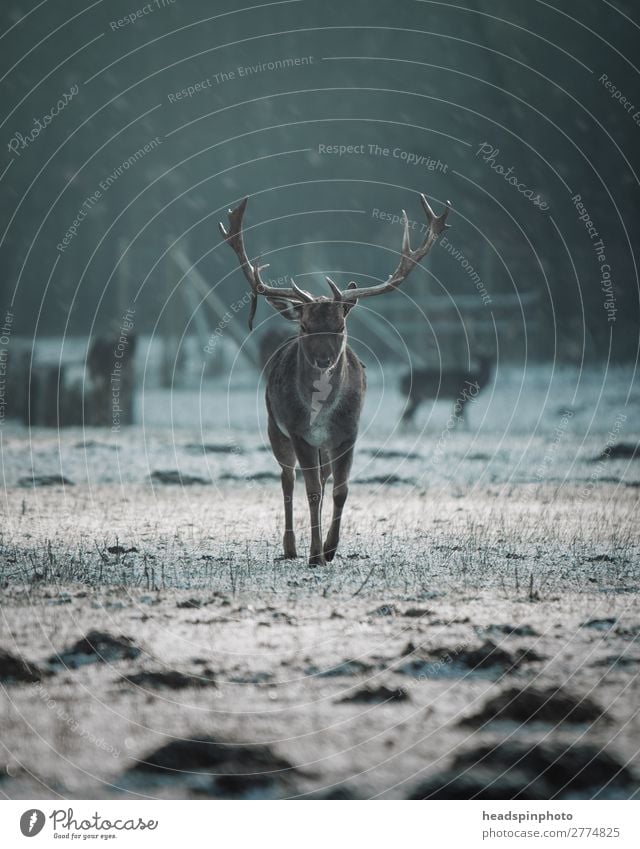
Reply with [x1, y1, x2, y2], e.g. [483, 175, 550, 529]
[295, 339, 347, 401]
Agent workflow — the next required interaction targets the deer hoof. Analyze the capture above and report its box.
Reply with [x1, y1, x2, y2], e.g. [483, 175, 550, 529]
[282, 533, 297, 559]
[323, 546, 337, 562]
[308, 553, 326, 567]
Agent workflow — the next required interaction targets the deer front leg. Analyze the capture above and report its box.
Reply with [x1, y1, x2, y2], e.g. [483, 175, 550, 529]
[401, 396, 420, 426]
[324, 441, 354, 562]
[319, 449, 331, 498]
[452, 395, 469, 430]
[268, 415, 297, 559]
[281, 466, 297, 558]
[292, 438, 325, 567]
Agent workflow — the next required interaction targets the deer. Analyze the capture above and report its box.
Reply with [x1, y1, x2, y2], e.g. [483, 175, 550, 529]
[399, 353, 494, 428]
[219, 193, 451, 566]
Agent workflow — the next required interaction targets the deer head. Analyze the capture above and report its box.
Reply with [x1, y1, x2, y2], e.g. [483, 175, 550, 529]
[266, 297, 352, 370]
[219, 193, 451, 368]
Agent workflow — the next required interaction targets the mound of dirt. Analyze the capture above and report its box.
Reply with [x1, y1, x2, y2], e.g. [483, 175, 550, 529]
[402, 608, 432, 618]
[219, 471, 279, 482]
[128, 736, 298, 798]
[410, 769, 541, 800]
[184, 443, 238, 454]
[18, 474, 74, 487]
[311, 785, 360, 799]
[337, 685, 409, 705]
[455, 642, 542, 670]
[484, 624, 539, 637]
[176, 597, 218, 609]
[594, 655, 640, 669]
[361, 448, 422, 461]
[581, 618, 616, 630]
[399, 641, 542, 679]
[593, 442, 639, 461]
[460, 686, 607, 727]
[150, 470, 209, 485]
[409, 741, 636, 799]
[0, 648, 48, 683]
[616, 623, 640, 640]
[122, 669, 216, 690]
[49, 630, 141, 668]
[305, 659, 374, 678]
[368, 604, 396, 617]
[354, 474, 415, 485]
[228, 671, 274, 684]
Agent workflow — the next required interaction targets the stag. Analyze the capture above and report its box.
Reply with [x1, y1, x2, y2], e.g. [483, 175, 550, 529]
[219, 194, 451, 565]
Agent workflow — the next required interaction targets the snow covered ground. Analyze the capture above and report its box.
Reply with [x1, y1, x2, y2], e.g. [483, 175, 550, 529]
[0, 365, 638, 799]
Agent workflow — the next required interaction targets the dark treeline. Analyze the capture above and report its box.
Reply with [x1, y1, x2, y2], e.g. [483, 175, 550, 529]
[1, 0, 638, 362]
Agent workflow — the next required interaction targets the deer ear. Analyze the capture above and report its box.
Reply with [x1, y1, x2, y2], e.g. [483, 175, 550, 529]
[343, 281, 358, 315]
[266, 297, 302, 322]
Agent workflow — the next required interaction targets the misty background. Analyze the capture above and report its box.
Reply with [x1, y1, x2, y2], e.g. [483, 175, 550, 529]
[0, 0, 638, 421]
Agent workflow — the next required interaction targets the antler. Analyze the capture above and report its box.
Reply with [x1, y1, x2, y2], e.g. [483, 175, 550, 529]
[339, 193, 451, 301]
[219, 197, 313, 329]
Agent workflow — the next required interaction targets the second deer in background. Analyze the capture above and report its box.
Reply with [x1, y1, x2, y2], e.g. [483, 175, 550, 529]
[400, 353, 495, 428]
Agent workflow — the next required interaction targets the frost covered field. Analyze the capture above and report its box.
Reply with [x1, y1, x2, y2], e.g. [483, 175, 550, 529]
[0, 366, 639, 800]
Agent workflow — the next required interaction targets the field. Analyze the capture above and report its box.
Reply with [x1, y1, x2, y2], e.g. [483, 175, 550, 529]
[1, 366, 639, 799]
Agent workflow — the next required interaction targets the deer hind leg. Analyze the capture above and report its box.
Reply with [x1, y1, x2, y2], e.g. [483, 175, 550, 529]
[268, 415, 297, 559]
[451, 395, 467, 429]
[401, 391, 420, 426]
[324, 441, 355, 562]
[402, 384, 422, 425]
[458, 395, 470, 429]
[292, 437, 325, 567]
